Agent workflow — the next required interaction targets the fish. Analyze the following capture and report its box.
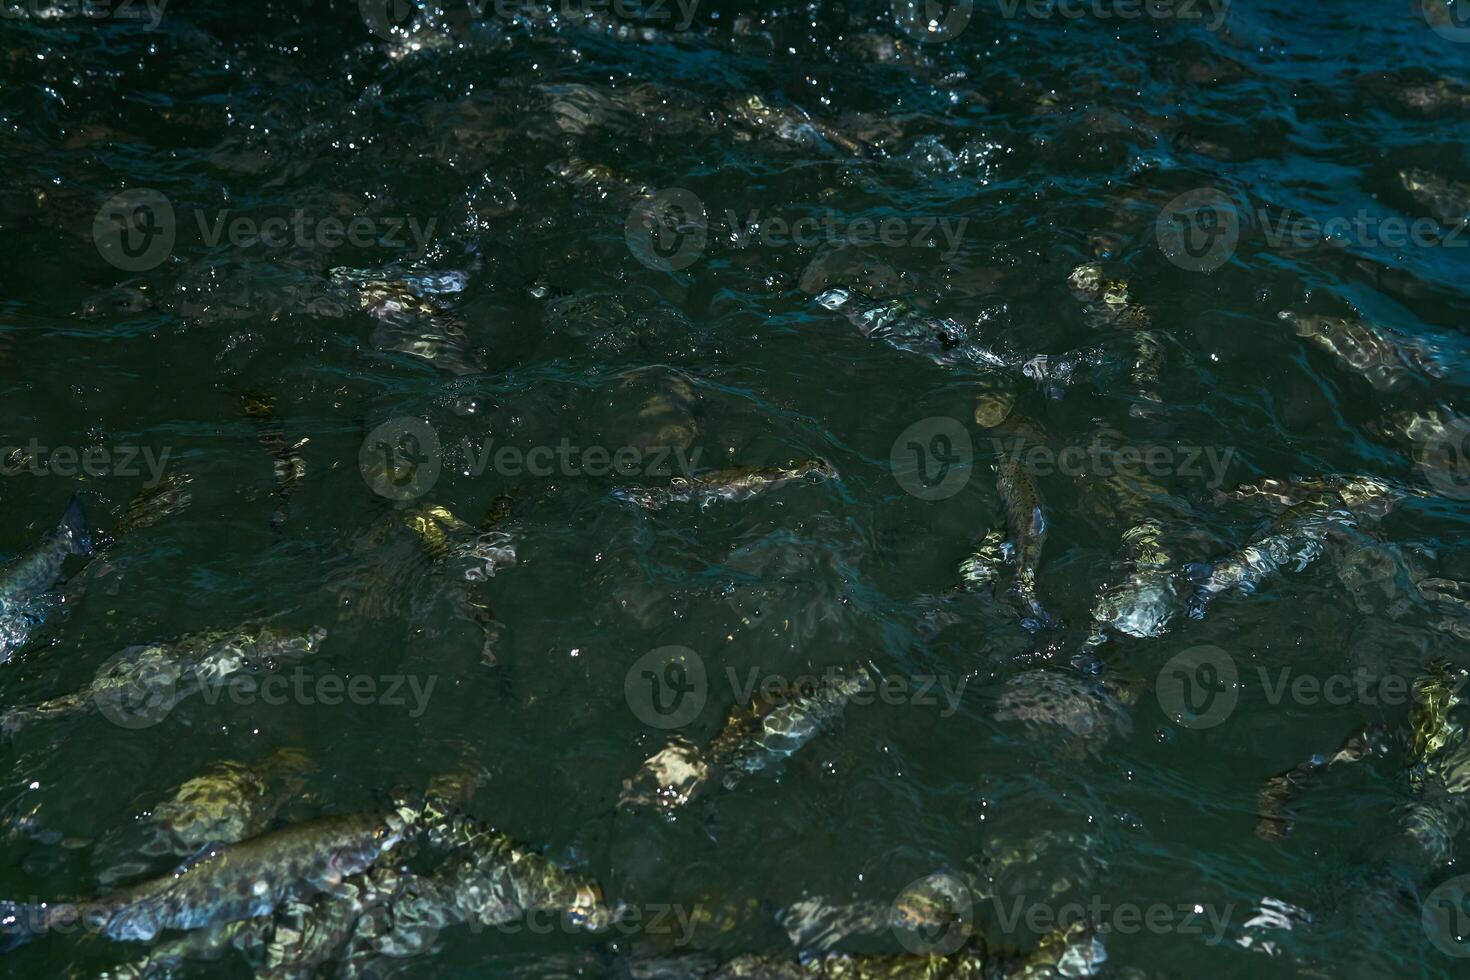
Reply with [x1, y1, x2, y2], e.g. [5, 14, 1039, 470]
[727, 96, 878, 158]
[0, 624, 326, 734]
[1185, 499, 1357, 618]
[621, 667, 871, 816]
[613, 461, 837, 511]
[325, 501, 514, 666]
[959, 453, 1056, 631]
[816, 287, 1101, 398]
[1276, 310, 1446, 392]
[0, 810, 407, 949]
[1399, 168, 1470, 228]
[815, 286, 1015, 371]
[139, 748, 316, 856]
[240, 392, 308, 528]
[331, 269, 484, 377]
[0, 496, 91, 663]
[1067, 264, 1162, 415]
[1083, 519, 1183, 651]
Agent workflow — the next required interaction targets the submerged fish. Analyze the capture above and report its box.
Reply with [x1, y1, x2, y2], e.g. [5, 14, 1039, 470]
[613, 461, 837, 511]
[727, 95, 877, 158]
[1399, 168, 1470, 228]
[1084, 519, 1183, 650]
[816, 287, 1099, 399]
[140, 748, 316, 856]
[0, 624, 326, 734]
[815, 286, 1014, 371]
[621, 667, 871, 816]
[325, 501, 514, 666]
[1276, 310, 1445, 392]
[0, 810, 407, 949]
[959, 454, 1057, 631]
[331, 270, 484, 377]
[1186, 499, 1357, 618]
[1068, 263, 1162, 414]
[994, 668, 1137, 752]
[240, 392, 309, 528]
[0, 496, 90, 663]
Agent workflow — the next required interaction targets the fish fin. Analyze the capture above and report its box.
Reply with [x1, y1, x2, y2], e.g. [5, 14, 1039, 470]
[99, 902, 161, 942]
[60, 495, 91, 556]
[173, 840, 229, 876]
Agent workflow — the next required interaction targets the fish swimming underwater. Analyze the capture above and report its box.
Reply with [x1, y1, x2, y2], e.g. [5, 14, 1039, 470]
[240, 392, 309, 528]
[0, 623, 326, 734]
[0, 809, 407, 949]
[0, 496, 90, 663]
[613, 461, 838, 511]
[139, 748, 317, 857]
[621, 667, 872, 817]
[959, 453, 1057, 632]
[1186, 497, 1357, 619]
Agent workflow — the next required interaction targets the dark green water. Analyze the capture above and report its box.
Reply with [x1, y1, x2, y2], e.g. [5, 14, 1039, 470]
[2, 1, 1470, 976]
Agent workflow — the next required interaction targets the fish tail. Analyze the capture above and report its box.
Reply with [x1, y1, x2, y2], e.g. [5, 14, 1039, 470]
[60, 495, 91, 556]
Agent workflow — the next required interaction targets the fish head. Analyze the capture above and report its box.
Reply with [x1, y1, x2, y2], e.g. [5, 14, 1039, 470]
[815, 287, 851, 311]
[566, 882, 614, 932]
[250, 626, 328, 667]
